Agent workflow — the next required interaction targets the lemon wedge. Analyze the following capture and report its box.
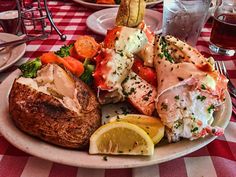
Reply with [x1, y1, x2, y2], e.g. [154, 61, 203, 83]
[109, 114, 164, 144]
[89, 122, 154, 156]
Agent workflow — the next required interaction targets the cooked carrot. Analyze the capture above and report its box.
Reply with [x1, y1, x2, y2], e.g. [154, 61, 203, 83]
[74, 35, 100, 60]
[69, 46, 80, 60]
[40, 52, 84, 77]
[63, 56, 84, 77]
[40, 52, 59, 64]
[96, 0, 115, 4]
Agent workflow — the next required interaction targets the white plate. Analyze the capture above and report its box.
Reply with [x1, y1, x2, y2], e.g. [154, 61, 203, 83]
[86, 8, 162, 36]
[0, 69, 232, 169]
[0, 33, 26, 72]
[73, 0, 163, 10]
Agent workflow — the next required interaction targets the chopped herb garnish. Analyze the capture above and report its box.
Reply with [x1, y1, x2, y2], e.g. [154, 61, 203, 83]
[129, 87, 136, 95]
[161, 102, 168, 111]
[207, 104, 215, 113]
[158, 53, 164, 59]
[174, 122, 181, 129]
[174, 95, 180, 100]
[177, 77, 184, 81]
[120, 106, 129, 115]
[143, 96, 149, 101]
[196, 95, 206, 101]
[159, 37, 174, 63]
[191, 127, 198, 132]
[103, 156, 108, 161]
[201, 84, 206, 90]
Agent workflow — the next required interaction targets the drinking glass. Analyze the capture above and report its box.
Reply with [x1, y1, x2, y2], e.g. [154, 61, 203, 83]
[209, 0, 236, 56]
[162, 0, 211, 46]
[0, 10, 19, 34]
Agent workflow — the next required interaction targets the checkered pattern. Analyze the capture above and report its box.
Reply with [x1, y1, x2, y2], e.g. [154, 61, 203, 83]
[0, 1, 235, 177]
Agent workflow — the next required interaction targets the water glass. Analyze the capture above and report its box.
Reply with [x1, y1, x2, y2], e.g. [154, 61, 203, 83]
[162, 0, 211, 46]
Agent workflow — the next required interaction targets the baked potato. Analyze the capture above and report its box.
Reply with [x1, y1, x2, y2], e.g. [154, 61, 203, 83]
[9, 64, 101, 149]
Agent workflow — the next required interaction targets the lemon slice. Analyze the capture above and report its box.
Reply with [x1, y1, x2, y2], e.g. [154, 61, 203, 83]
[89, 122, 154, 156]
[109, 114, 164, 144]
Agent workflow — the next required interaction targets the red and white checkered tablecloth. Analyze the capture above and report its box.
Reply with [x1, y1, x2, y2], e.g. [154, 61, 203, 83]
[0, 1, 235, 177]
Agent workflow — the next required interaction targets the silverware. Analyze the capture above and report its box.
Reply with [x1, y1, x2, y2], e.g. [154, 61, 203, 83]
[0, 34, 48, 51]
[215, 60, 236, 98]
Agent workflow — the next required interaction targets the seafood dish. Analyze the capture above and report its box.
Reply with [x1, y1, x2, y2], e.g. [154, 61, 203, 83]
[7, 0, 228, 156]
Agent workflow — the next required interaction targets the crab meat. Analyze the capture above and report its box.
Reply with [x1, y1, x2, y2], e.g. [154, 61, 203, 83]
[122, 71, 157, 116]
[93, 48, 134, 104]
[154, 35, 228, 142]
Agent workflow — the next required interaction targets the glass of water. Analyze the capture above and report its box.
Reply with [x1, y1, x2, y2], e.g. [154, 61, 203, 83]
[162, 0, 211, 46]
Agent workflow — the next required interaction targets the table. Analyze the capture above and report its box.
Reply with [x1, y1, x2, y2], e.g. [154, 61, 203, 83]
[0, 1, 235, 177]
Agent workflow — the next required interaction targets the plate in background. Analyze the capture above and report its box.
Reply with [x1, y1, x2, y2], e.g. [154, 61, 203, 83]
[0, 33, 26, 72]
[86, 8, 162, 35]
[73, 0, 163, 10]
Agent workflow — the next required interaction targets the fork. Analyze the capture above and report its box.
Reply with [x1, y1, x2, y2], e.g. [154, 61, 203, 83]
[215, 61, 236, 98]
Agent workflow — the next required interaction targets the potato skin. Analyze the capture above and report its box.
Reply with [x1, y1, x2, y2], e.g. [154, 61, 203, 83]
[9, 79, 101, 149]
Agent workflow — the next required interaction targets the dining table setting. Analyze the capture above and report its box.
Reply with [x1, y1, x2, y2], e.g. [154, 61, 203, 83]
[0, 0, 235, 177]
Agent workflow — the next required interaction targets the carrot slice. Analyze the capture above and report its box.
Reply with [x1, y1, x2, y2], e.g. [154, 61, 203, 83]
[74, 35, 99, 60]
[96, 0, 115, 4]
[69, 46, 80, 60]
[40, 52, 59, 64]
[40, 52, 84, 77]
[63, 56, 84, 77]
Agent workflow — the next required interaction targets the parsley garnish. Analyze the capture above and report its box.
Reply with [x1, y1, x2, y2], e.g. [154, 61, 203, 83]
[191, 127, 198, 132]
[197, 95, 206, 101]
[174, 95, 180, 100]
[160, 37, 175, 63]
[161, 102, 168, 111]
[103, 156, 108, 161]
[177, 77, 184, 81]
[207, 105, 215, 113]
[201, 84, 206, 90]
